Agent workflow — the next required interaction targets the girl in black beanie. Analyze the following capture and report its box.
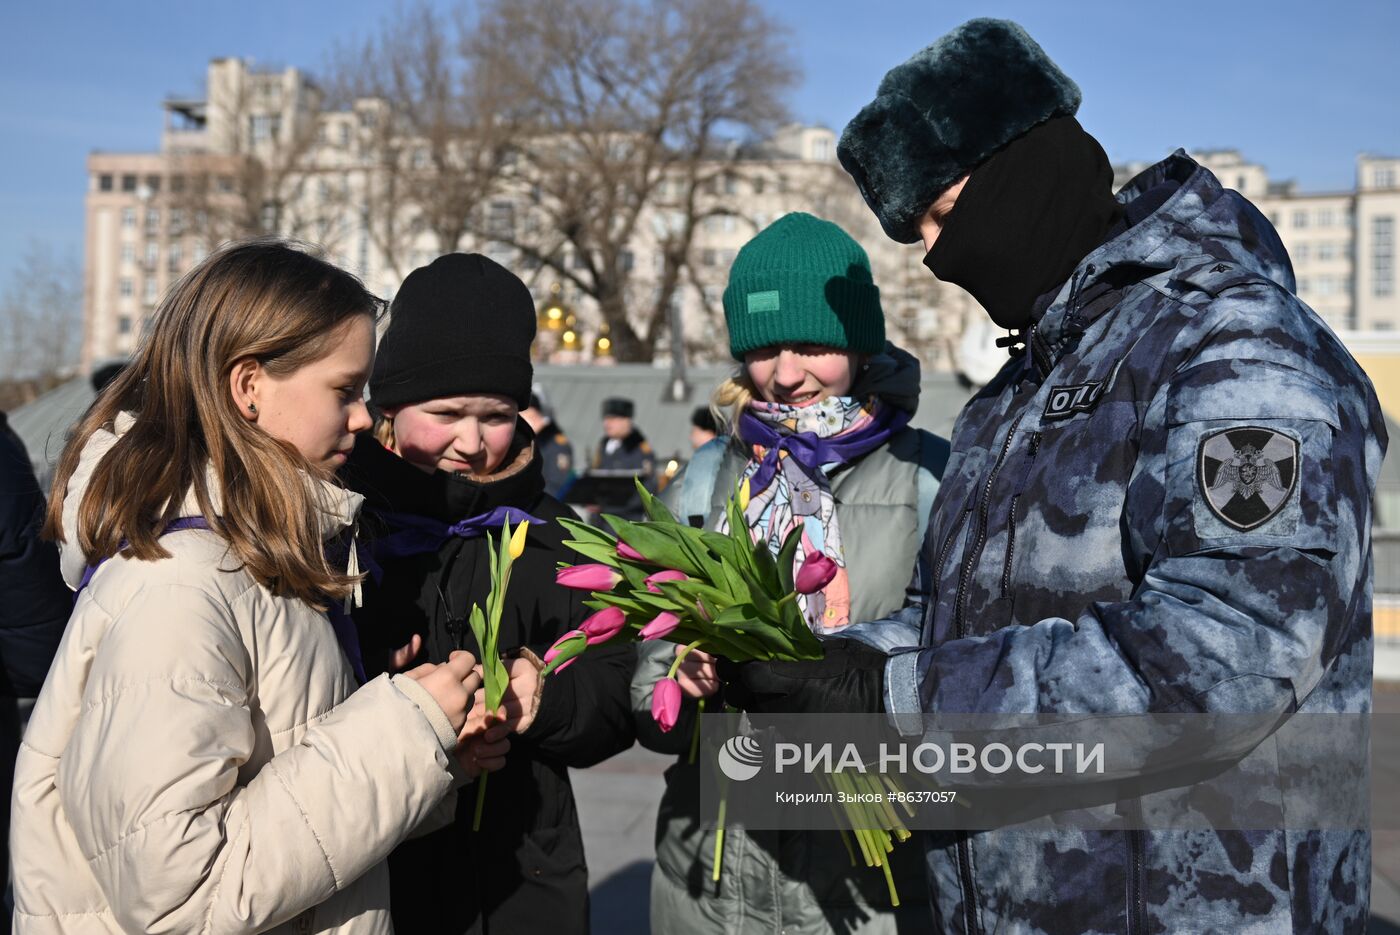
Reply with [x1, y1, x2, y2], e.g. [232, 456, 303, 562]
[341, 253, 635, 935]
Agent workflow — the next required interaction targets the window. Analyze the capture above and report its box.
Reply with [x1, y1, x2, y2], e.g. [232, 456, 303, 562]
[1297, 277, 1310, 294]
[98, 174, 113, 192]
[1235, 174, 1247, 191]
[1373, 216, 1394, 297]
[1295, 243, 1309, 262]
[619, 250, 634, 272]
[1317, 276, 1335, 296]
[119, 277, 134, 298]
[1292, 210, 1309, 229]
[752, 176, 765, 195]
[216, 176, 235, 194]
[170, 174, 186, 194]
[169, 208, 184, 234]
[144, 175, 161, 193]
[118, 316, 132, 335]
[701, 249, 717, 267]
[1318, 209, 1335, 228]
[1375, 167, 1397, 189]
[121, 207, 136, 228]
[144, 278, 158, 301]
[412, 147, 429, 170]
[121, 174, 137, 193]
[1268, 212, 1281, 226]
[339, 123, 351, 147]
[168, 243, 183, 273]
[1376, 320, 1395, 331]
[145, 241, 159, 266]
[260, 201, 279, 231]
[145, 207, 160, 229]
[1317, 241, 1336, 261]
[811, 137, 831, 161]
[249, 114, 282, 143]
[121, 243, 135, 264]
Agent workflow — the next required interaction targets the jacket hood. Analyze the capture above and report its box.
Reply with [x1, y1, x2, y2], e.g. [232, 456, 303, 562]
[1032, 151, 1295, 363]
[59, 412, 363, 589]
[852, 341, 923, 415]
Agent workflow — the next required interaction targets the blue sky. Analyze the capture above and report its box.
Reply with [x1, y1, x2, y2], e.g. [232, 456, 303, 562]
[1, 0, 1396, 291]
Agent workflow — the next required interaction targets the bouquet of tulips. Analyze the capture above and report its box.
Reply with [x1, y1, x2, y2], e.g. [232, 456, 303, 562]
[541, 479, 828, 681]
[542, 481, 912, 905]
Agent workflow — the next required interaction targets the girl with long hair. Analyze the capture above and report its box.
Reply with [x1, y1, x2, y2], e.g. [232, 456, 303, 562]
[13, 240, 511, 934]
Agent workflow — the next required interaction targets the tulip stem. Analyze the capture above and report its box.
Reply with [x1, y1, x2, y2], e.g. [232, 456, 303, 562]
[666, 640, 705, 679]
[688, 697, 705, 765]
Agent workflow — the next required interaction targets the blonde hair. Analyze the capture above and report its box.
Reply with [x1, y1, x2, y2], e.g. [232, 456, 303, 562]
[711, 370, 757, 431]
[45, 240, 381, 606]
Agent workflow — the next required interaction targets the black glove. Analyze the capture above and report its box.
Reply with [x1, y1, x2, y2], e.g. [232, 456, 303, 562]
[716, 639, 886, 715]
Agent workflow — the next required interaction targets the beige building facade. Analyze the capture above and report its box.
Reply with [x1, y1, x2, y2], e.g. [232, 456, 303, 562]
[81, 59, 980, 373]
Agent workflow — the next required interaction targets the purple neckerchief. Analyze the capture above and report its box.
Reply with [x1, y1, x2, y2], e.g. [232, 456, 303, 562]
[737, 404, 912, 494]
[77, 515, 368, 684]
[367, 505, 545, 562]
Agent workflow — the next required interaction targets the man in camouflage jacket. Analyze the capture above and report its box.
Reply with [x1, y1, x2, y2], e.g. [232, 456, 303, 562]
[721, 19, 1386, 934]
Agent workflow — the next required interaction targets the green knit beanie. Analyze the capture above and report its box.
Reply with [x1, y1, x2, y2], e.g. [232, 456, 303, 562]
[722, 213, 885, 360]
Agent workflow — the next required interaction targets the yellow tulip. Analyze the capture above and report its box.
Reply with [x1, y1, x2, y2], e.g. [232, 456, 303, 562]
[509, 520, 529, 559]
[738, 477, 751, 511]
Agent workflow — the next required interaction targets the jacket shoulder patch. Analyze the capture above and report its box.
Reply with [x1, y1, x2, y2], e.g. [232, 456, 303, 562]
[1198, 426, 1298, 531]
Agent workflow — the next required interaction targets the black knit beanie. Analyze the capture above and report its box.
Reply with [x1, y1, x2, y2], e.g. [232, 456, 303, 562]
[370, 253, 537, 410]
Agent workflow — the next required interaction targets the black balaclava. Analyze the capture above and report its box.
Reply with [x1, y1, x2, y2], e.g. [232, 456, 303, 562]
[923, 116, 1122, 330]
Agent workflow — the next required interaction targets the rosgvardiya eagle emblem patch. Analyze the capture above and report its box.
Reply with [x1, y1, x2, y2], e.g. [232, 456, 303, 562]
[1198, 427, 1298, 531]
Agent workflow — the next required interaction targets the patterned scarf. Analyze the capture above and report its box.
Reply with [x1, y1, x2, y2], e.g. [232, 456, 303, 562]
[717, 395, 909, 632]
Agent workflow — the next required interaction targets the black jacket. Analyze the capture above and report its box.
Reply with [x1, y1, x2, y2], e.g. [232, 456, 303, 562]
[341, 424, 635, 935]
[0, 413, 70, 926]
[588, 428, 656, 521]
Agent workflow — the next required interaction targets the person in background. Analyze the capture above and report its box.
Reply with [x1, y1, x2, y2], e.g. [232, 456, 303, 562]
[521, 385, 575, 498]
[589, 396, 654, 520]
[688, 405, 718, 450]
[0, 412, 70, 933]
[634, 212, 949, 934]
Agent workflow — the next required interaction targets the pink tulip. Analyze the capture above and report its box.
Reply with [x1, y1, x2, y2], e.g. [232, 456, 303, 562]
[794, 551, 839, 594]
[617, 541, 646, 561]
[544, 629, 587, 664]
[552, 656, 579, 674]
[639, 611, 681, 640]
[645, 569, 689, 593]
[651, 677, 683, 733]
[556, 564, 623, 591]
[580, 607, 627, 645]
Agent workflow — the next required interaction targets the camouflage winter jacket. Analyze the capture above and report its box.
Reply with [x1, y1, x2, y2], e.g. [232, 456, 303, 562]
[859, 152, 1386, 934]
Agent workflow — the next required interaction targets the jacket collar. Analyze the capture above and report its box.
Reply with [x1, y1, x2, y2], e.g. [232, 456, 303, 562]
[342, 419, 545, 524]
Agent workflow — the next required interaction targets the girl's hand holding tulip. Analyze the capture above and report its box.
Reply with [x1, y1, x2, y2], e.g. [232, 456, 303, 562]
[468, 654, 544, 738]
[674, 644, 720, 699]
[404, 649, 481, 735]
[456, 732, 510, 780]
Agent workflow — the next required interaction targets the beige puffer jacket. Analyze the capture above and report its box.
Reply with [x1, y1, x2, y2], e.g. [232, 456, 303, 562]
[12, 415, 463, 934]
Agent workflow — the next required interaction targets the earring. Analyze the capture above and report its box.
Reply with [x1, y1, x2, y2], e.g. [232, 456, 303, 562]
[247, 403, 258, 415]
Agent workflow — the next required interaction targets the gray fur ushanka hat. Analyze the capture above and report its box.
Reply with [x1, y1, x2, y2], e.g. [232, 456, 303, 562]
[837, 18, 1081, 244]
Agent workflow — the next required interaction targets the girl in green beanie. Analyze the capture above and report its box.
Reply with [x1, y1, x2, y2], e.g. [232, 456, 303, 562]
[633, 212, 950, 934]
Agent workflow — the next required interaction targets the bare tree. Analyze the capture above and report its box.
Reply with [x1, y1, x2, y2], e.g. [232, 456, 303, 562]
[325, 2, 527, 281]
[467, 0, 799, 361]
[0, 241, 82, 406]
